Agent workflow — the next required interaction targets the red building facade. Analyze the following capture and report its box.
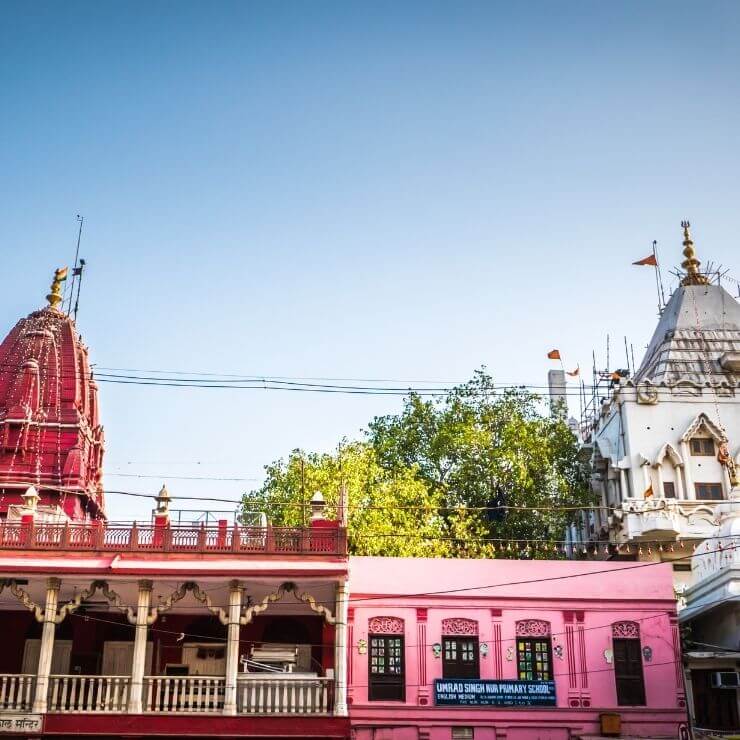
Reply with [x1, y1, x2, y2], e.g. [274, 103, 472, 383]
[0, 273, 350, 738]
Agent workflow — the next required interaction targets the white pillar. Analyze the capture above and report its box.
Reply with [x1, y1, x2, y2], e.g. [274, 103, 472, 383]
[32, 577, 60, 713]
[128, 579, 152, 713]
[333, 579, 349, 717]
[655, 464, 664, 497]
[223, 580, 243, 715]
[680, 442, 695, 499]
[675, 464, 686, 500]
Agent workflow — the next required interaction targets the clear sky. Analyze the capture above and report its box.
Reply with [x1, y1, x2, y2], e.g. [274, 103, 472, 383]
[2, 1, 739, 521]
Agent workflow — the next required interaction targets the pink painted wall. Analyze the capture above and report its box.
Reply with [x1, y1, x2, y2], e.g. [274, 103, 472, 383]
[348, 557, 687, 740]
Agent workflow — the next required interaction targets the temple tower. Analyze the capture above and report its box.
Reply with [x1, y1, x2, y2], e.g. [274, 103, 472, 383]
[0, 269, 105, 520]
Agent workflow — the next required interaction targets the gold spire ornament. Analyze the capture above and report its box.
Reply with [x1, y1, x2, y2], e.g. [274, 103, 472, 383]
[680, 221, 709, 286]
[46, 267, 69, 310]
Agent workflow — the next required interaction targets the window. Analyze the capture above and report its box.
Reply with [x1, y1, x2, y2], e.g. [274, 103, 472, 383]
[695, 483, 723, 501]
[443, 637, 479, 679]
[517, 638, 552, 681]
[451, 729, 474, 740]
[369, 635, 404, 701]
[662, 481, 676, 498]
[613, 638, 646, 706]
[690, 438, 715, 456]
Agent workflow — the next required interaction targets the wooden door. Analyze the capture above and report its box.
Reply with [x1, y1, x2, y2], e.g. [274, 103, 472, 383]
[102, 641, 153, 675]
[22, 640, 72, 674]
[613, 638, 646, 706]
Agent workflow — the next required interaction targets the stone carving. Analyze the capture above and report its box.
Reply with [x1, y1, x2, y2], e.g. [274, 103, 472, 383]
[441, 618, 478, 636]
[368, 616, 404, 634]
[636, 383, 659, 405]
[515, 619, 550, 637]
[612, 621, 640, 639]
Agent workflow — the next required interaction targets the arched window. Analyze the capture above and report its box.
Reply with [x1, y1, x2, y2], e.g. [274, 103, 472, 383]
[368, 617, 404, 701]
[516, 620, 552, 681]
[612, 622, 645, 706]
[442, 619, 479, 679]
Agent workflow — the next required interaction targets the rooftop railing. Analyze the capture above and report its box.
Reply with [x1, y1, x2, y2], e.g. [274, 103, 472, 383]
[0, 522, 347, 556]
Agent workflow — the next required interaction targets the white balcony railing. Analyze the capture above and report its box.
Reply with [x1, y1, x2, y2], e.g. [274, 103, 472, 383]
[0, 675, 34, 711]
[0, 674, 333, 716]
[237, 675, 332, 714]
[48, 675, 130, 713]
[144, 676, 225, 713]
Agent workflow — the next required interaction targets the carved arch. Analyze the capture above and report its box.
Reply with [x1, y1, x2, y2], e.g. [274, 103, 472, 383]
[238, 582, 336, 626]
[612, 621, 640, 639]
[680, 413, 727, 444]
[653, 442, 683, 468]
[441, 618, 478, 636]
[368, 616, 404, 634]
[515, 619, 550, 637]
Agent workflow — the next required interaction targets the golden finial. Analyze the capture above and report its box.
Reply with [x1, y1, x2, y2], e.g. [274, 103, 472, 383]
[680, 220, 709, 286]
[45, 267, 69, 310]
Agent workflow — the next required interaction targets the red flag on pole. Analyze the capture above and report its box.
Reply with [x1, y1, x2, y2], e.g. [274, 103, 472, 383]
[547, 349, 561, 360]
[633, 254, 658, 266]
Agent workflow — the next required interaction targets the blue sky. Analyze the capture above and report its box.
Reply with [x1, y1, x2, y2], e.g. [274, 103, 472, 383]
[2, 1, 739, 520]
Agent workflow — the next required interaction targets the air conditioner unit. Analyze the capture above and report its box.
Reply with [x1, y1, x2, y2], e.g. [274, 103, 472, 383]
[711, 671, 740, 689]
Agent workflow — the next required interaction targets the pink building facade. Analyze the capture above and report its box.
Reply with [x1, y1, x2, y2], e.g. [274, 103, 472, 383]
[348, 557, 688, 740]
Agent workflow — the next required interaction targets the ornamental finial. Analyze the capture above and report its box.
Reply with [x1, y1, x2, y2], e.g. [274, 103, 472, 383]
[680, 221, 709, 286]
[46, 267, 69, 310]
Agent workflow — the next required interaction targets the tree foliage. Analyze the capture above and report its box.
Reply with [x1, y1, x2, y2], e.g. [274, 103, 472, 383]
[241, 370, 593, 558]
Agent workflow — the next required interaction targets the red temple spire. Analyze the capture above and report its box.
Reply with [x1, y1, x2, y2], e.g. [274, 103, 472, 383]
[0, 269, 105, 520]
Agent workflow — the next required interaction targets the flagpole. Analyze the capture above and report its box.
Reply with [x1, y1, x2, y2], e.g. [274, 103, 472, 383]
[67, 215, 84, 315]
[652, 239, 666, 313]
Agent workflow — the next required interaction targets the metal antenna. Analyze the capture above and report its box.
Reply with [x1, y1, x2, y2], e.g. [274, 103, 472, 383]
[67, 215, 84, 315]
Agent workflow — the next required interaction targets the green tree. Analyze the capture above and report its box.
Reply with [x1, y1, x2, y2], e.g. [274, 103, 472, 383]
[241, 370, 593, 558]
[241, 441, 492, 557]
[368, 370, 593, 556]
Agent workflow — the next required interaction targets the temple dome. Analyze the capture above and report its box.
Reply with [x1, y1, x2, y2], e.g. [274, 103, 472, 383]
[634, 224, 740, 387]
[0, 275, 105, 520]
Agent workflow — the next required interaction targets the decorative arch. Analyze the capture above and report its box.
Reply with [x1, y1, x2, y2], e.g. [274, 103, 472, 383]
[515, 619, 550, 637]
[680, 413, 727, 444]
[368, 616, 404, 634]
[612, 621, 640, 639]
[653, 442, 683, 468]
[441, 618, 478, 636]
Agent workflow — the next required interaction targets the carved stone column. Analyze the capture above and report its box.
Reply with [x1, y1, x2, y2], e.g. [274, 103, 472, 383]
[128, 579, 152, 713]
[333, 579, 349, 717]
[32, 577, 60, 713]
[223, 580, 243, 715]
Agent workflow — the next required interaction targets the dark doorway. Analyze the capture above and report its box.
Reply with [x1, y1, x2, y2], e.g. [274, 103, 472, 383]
[692, 669, 740, 731]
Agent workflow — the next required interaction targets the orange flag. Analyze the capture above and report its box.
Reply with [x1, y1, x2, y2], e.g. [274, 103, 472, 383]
[547, 349, 561, 360]
[566, 366, 580, 377]
[633, 254, 657, 266]
[644, 484, 653, 499]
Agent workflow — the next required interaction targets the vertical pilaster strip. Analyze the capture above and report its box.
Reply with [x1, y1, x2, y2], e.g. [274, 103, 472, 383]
[128, 579, 152, 713]
[32, 576, 60, 713]
[577, 623, 588, 689]
[333, 579, 349, 716]
[416, 609, 427, 688]
[223, 580, 243, 715]
[565, 623, 577, 689]
[491, 609, 502, 679]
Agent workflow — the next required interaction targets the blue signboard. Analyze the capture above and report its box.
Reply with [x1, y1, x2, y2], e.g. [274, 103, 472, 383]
[434, 679, 556, 707]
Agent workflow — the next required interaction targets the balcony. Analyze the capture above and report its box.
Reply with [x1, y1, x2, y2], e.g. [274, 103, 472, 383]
[0, 522, 347, 557]
[0, 674, 332, 715]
